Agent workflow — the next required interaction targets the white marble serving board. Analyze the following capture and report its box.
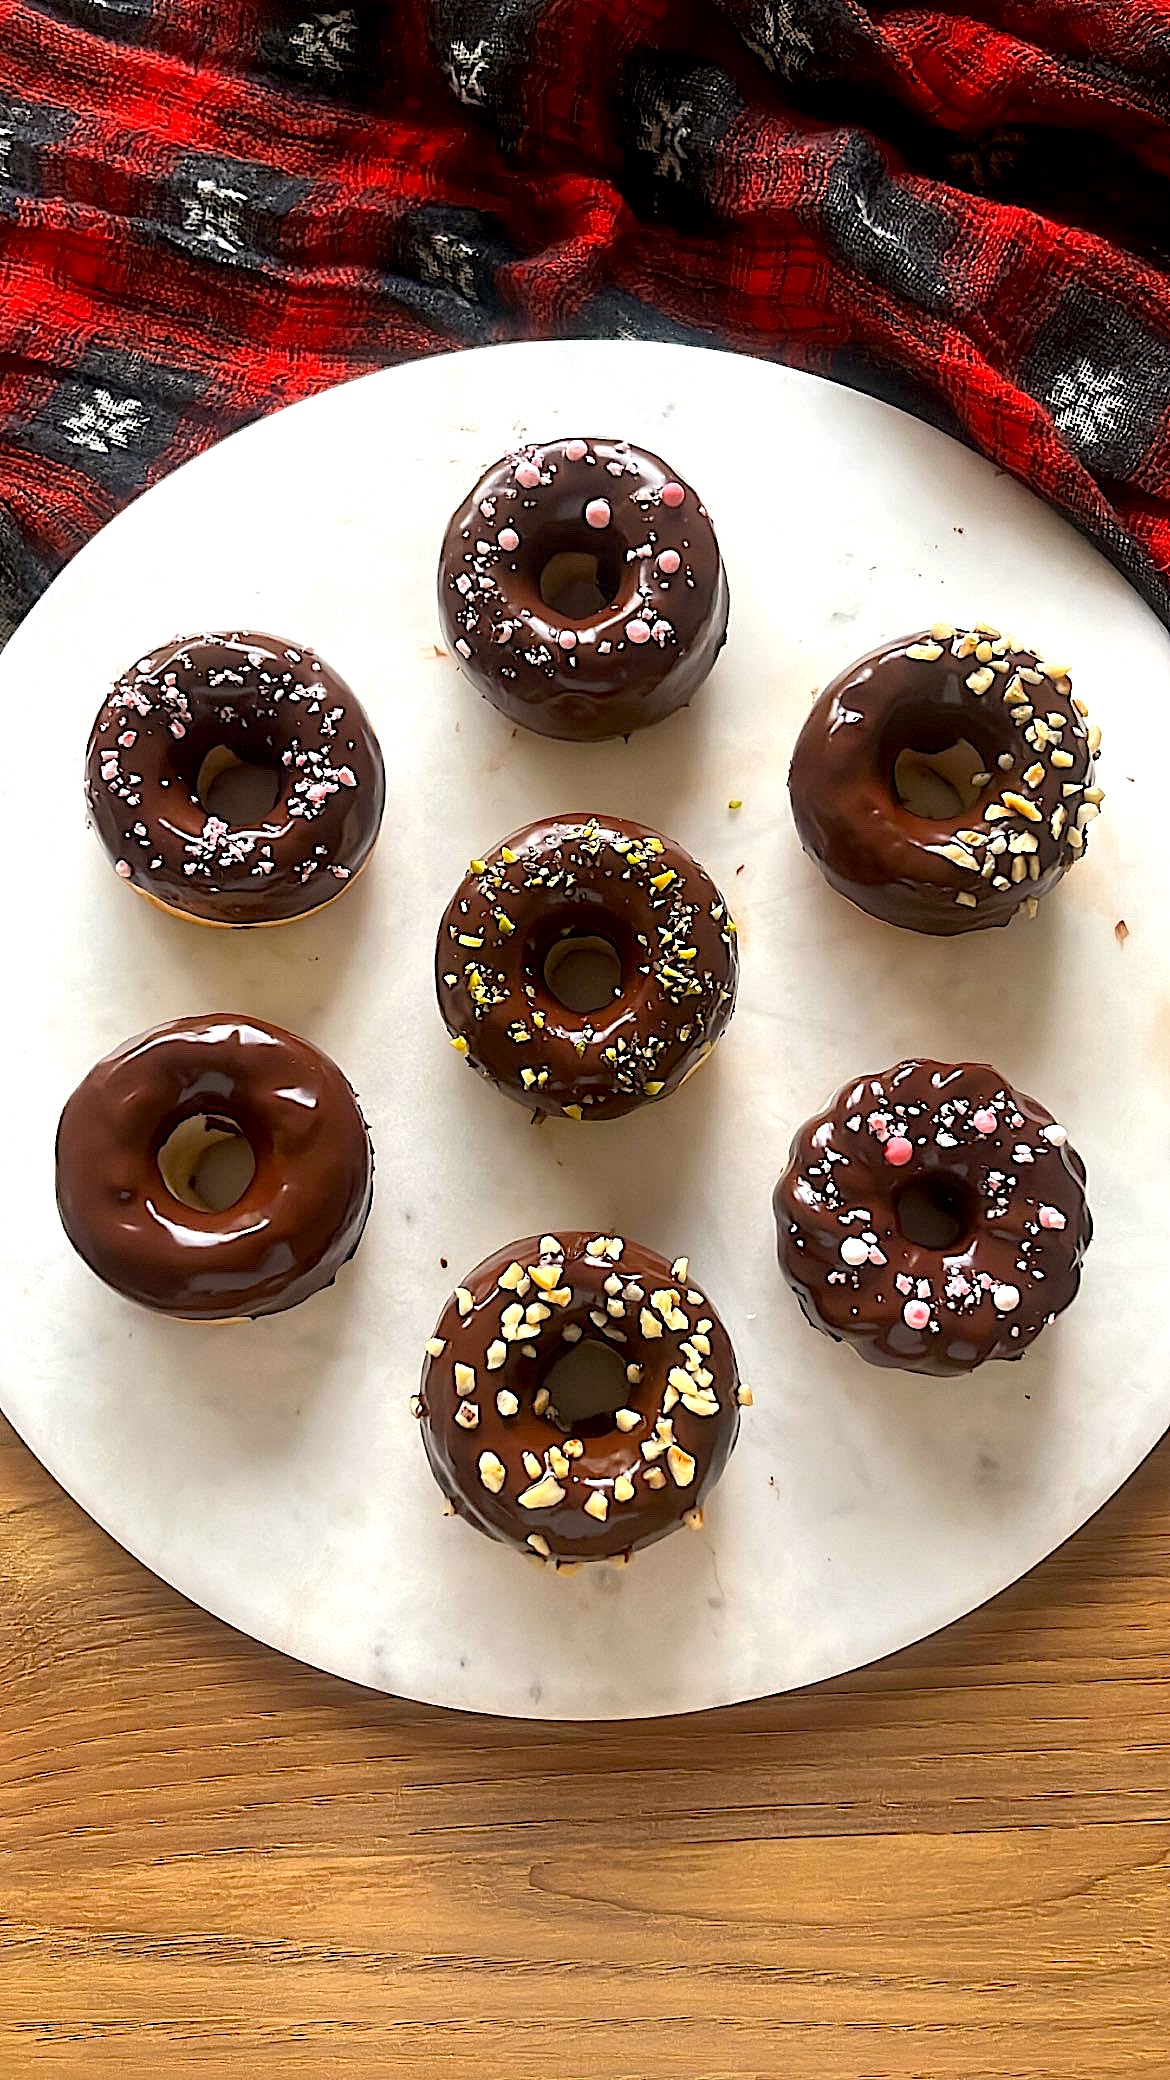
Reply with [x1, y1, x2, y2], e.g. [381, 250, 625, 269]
[1, 340, 1167, 1719]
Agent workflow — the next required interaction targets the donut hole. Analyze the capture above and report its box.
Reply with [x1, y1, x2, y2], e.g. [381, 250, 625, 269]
[883, 706, 999, 820]
[157, 1114, 257, 1213]
[196, 745, 282, 825]
[894, 1173, 978, 1251]
[535, 529, 625, 620]
[543, 932, 624, 1015]
[542, 1339, 630, 1437]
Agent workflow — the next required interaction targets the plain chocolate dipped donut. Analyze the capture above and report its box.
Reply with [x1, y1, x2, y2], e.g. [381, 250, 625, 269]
[56, 1015, 374, 1321]
[414, 1231, 744, 1564]
[788, 621, 1102, 935]
[774, 1059, 1091, 1375]
[85, 631, 385, 925]
[436, 813, 739, 1121]
[437, 436, 729, 740]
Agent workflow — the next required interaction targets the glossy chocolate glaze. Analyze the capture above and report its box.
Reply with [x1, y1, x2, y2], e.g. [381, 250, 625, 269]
[437, 436, 729, 740]
[774, 1059, 1091, 1376]
[789, 623, 1102, 935]
[56, 1015, 374, 1321]
[416, 1232, 742, 1563]
[436, 813, 739, 1122]
[85, 631, 386, 925]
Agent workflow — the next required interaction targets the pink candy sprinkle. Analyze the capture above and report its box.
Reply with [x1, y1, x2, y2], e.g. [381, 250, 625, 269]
[657, 548, 681, 575]
[1038, 1205, 1067, 1230]
[626, 619, 651, 645]
[565, 439, 588, 461]
[498, 526, 520, 552]
[884, 1136, 913, 1167]
[660, 481, 685, 507]
[558, 628, 577, 649]
[169, 721, 185, 738]
[455, 638, 472, 658]
[114, 859, 132, 879]
[973, 1107, 997, 1134]
[903, 1300, 931, 1330]
[337, 766, 357, 787]
[118, 730, 137, 748]
[585, 498, 611, 529]
[515, 461, 541, 489]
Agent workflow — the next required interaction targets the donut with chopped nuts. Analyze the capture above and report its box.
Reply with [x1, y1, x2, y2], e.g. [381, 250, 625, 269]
[436, 813, 739, 1121]
[56, 1014, 374, 1322]
[85, 631, 385, 925]
[414, 1232, 744, 1563]
[437, 436, 729, 740]
[788, 623, 1102, 935]
[774, 1059, 1091, 1376]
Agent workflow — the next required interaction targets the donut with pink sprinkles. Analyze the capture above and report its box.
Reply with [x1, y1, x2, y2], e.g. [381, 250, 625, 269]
[773, 1058, 1091, 1375]
[436, 435, 729, 741]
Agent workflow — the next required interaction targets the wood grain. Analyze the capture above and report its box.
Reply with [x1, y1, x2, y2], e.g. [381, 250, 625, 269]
[1, 1411, 1168, 2079]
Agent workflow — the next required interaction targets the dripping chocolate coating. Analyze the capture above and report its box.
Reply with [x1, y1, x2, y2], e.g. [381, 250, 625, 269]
[788, 624, 1101, 935]
[437, 436, 729, 741]
[774, 1059, 1091, 1376]
[436, 813, 739, 1122]
[56, 1015, 374, 1321]
[85, 631, 386, 925]
[416, 1232, 741, 1563]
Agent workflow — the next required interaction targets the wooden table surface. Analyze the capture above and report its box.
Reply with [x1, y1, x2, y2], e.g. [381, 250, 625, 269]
[2, 1411, 1168, 2080]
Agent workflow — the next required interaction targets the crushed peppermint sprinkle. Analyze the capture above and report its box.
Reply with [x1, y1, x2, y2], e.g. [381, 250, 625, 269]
[86, 631, 380, 920]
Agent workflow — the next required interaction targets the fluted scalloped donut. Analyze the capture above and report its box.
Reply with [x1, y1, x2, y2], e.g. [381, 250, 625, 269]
[414, 1231, 743, 1564]
[774, 1059, 1091, 1376]
[85, 631, 386, 925]
[435, 813, 739, 1121]
[437, 436, 729, 740]
[788, 621, 1102, 935]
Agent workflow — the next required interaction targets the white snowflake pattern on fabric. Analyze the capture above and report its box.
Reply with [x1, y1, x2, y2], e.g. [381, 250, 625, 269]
[63, 388, 149, 455]
[1047, 357, 1130, 453]
[417, 230, 479, 300]
[644, 98, 693, 183]
[180, 178, 249, 259]
[287, 10, 358, 75]
[443, 37, 491, 106]
[740, 0, 815, 78]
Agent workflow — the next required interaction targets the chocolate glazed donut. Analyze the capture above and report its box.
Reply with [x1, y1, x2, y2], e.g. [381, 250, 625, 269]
[414, 1232, 746, 1564]
[789, 621, 1102, 935]
[774, 1059, 1091, 1376]
[85, 631, 386, 925]
[437, 436, 729, 740]
[436, 813, 739, 1121]
[56, 1015, 374, 1321]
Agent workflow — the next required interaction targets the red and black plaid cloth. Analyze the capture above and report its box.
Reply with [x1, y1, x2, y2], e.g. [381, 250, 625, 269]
[2, 0, 1170, 637]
